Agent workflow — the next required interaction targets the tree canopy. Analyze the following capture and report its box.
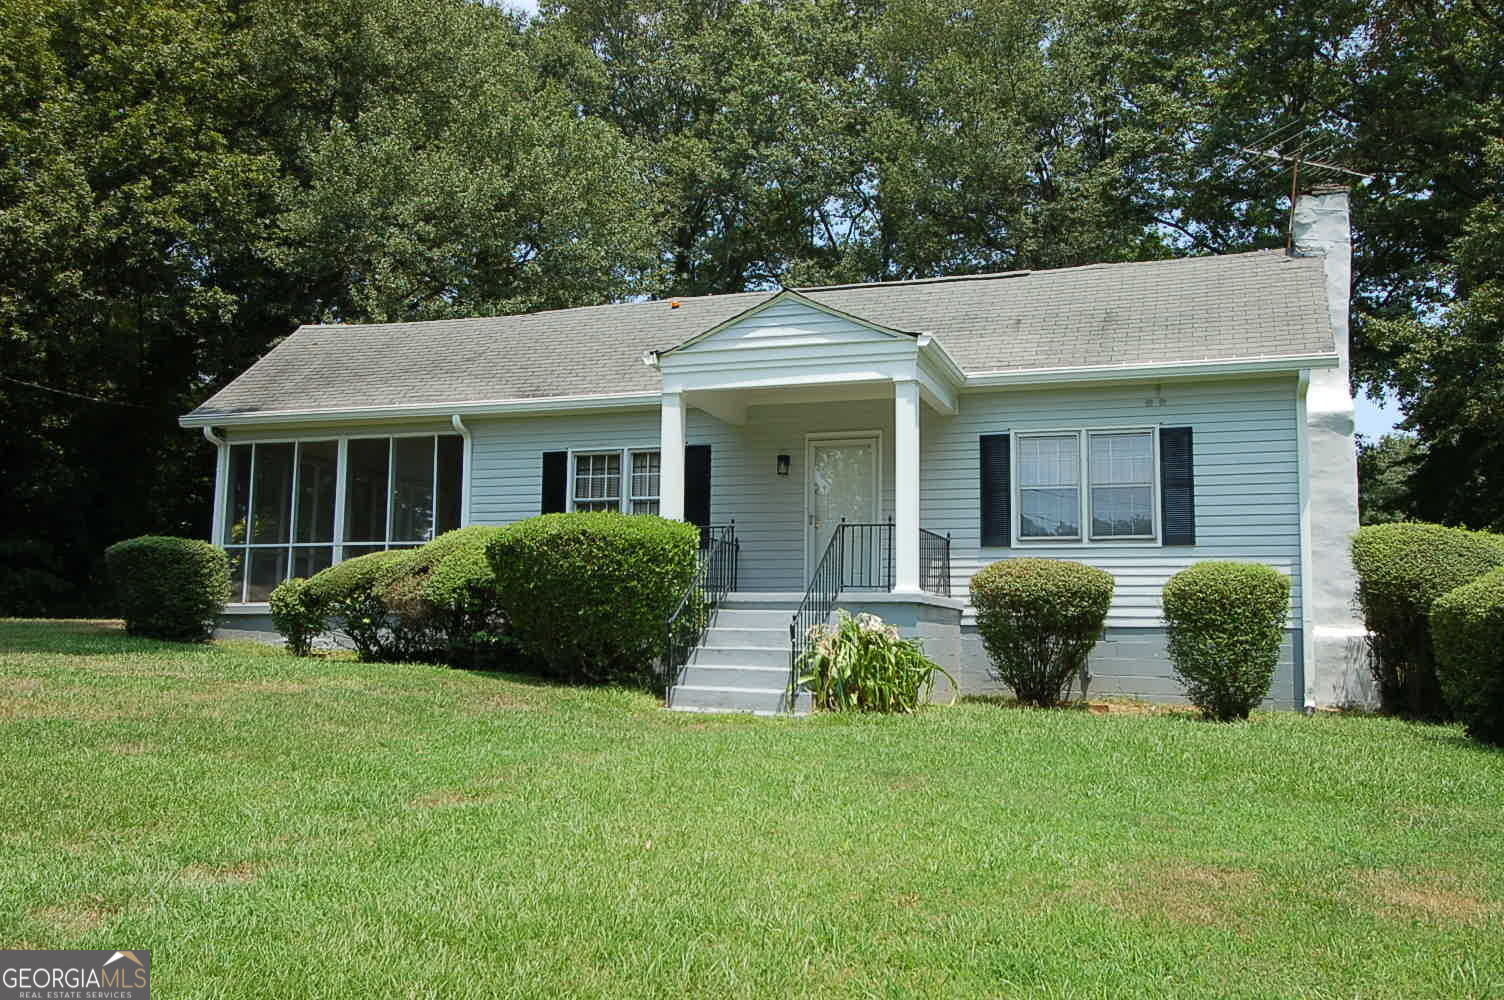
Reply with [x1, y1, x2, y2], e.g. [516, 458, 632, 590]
[1, 0, 1500, 612]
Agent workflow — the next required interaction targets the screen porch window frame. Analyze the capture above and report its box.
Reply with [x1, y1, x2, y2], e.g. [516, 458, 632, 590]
[566, 447, 662, 515]
[220, 431, 463, 604]
[1011, 426, 1161, 547]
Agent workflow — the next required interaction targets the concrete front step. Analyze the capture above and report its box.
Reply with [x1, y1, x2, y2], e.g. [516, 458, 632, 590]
[679, 663, 789, 689]
[720, 592, 804, 611]
[669, 684, 812, 715]
[691, 644, 788, 669]
[709, 608, 795, 630]
[667, 594, 808, 715]
[701, 625, 787, 649]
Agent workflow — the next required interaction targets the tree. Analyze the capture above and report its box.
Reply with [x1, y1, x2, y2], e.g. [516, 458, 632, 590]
[0, 0, 659, 613]
[1357, 433, 1420, 525]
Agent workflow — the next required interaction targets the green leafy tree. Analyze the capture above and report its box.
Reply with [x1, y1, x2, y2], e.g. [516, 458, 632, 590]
[1357, 433, 1419, 526]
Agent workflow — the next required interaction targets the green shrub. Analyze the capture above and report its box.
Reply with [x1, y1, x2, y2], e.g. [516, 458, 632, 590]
[304, 549, 414, 660]
[486, 513, 697, 685]
[971, 558, 1114, 707]
[797, 611, 954, 713]
[103, 535, 229, 641]
[1162, 562, 1291, 721]
[379, 526, 509, 667]
[269, 577, 326, 656]
[1431, 568, 1504, 746]
[1351, 523, 1504, 719]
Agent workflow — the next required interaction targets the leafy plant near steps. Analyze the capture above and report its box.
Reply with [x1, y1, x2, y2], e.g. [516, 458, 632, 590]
[797, 611, 954, 713]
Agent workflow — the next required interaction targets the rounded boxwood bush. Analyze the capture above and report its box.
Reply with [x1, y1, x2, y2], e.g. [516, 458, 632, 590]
[103, 535, 229, 641]
[269, 577, 326, 656]
[379, 526, 508, 666]
[486, 513, 698, 685]
[304, 549, 414, 660]
[1162, 561, 1291, 721]
[1431, 567, 1504, 746]
[1351, 523, 1504, 719]
[970, 558, 1114, 707]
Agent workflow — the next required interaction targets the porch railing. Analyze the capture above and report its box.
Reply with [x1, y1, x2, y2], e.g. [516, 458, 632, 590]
[919, 527, 952, 597]
[661, 523, 738, 700]
[789, 520, 952, 699]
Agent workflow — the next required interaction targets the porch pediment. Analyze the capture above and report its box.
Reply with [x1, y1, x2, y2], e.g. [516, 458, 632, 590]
[655, 290, 959, 416]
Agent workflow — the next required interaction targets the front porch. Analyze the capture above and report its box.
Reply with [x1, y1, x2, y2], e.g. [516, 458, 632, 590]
[650, 288, 966, 713]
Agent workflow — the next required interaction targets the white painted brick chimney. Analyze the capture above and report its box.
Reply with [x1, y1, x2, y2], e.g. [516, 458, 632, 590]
[1291, 185, 1372, 708]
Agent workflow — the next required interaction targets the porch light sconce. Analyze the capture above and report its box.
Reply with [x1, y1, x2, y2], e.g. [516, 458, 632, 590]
[776, 454, 791, 476]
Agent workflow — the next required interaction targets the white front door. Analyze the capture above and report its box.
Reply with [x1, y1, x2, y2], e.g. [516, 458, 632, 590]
[805, 435, 880, 579]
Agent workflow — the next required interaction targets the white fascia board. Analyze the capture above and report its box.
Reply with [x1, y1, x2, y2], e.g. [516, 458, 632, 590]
[178, 391, 662, 429]
[961, 353, 1340, 389]
[664, 362, 912, 395]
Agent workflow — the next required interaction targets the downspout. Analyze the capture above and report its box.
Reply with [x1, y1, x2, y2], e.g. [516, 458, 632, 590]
[1296, 371, 1317, 713]
[203, 426, 228, 546]
[451, 414, 473, 527]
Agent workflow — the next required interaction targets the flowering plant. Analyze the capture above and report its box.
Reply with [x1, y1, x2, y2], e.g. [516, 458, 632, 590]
[797, 611, 954, 713]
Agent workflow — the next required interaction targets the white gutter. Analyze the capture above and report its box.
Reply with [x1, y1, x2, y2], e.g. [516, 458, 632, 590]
[179, 390, 661, 429]
[963, 353, 1340, 389]
[202, 426, 227, 545]
[450, 414, 473, 527]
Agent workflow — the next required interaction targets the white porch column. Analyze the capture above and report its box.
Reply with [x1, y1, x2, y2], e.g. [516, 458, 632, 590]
[659, 391, 686, 521]
[893, 378, 921, 593]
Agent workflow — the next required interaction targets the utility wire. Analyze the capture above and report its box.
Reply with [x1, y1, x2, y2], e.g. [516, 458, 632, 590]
[0, 373, 153, 408]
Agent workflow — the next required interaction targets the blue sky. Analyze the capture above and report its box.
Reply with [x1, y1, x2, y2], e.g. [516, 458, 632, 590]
[1356, 392, 1404, 439]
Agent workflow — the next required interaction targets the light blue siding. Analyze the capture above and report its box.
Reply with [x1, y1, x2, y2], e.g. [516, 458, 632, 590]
[466, 400, 897, 591]
[466, 375, 1304, 633]
[924, 377, 1303, 629]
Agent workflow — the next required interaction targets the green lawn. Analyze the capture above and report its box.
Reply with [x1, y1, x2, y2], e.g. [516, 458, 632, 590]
[2, 620, 1501, 998]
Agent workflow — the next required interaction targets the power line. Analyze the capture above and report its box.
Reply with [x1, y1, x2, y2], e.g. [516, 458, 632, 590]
[0, 373, 153, 408]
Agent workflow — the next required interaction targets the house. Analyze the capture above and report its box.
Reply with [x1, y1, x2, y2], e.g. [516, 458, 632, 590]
[180, 186, 1371, 713]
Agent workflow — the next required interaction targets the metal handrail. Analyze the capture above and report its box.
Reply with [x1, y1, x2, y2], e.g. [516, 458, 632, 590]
[661, 522, 738, 703]
[919, 527, 952, 598]
[788, 520, 894, 701]
[789, 521, 953, 702]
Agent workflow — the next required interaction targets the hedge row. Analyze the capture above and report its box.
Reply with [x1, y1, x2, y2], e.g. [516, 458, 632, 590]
[1351, 522, 1504, 722]
[272, 514, 696, 684]
[970, 556, 1291, 720]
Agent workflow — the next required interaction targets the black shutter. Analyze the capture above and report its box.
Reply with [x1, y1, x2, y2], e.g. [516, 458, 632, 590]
[1159, 427, 1196, 545]
[684, 445, 712, 532]
[541, 451, 567, 514]
[980, 433, 1011, 547]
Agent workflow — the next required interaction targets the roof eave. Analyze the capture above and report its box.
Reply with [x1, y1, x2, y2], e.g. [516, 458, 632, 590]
[179, 391, 662, 429]
[962, 353, 1340, 389]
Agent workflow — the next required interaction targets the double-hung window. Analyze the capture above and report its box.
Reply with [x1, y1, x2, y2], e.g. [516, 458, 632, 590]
[1017, 434, 1082, 539]
[629, 451, 661, 514]
[1015, 428, 1158, 543]
[571, 452, 622, 512]
[569, 449, 661, 514]
[1088, 431, 1155, 538]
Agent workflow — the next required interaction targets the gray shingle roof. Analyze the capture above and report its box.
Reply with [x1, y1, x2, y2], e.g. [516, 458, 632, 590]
[186, 250, 1334, 420]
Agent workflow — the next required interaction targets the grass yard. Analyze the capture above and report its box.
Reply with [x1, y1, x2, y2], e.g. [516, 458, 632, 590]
[2, 620, 1502, 998]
